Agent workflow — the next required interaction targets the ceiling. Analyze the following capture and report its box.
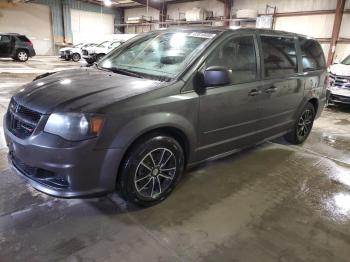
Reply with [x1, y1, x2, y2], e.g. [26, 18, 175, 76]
[89, 0, 194, 9]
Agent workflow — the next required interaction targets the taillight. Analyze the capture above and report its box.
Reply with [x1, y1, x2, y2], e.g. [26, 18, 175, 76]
[26, 40, 33, 47]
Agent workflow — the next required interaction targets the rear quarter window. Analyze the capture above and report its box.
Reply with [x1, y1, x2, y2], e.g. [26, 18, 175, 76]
[17, 35, 30, 42]
[299, 37, 325, 71]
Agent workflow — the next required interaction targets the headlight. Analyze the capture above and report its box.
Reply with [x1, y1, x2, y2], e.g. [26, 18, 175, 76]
[44, 113, 104, 141]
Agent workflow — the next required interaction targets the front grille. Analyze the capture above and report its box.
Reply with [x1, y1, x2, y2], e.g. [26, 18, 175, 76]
[329, 73, 350, 89]
[12, 155, 69, 189]
[331, 94, 350, 103]
[7, 98, 42, 139]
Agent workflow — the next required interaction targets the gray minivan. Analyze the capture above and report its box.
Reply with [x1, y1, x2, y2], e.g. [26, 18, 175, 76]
[4, 28, 327, 206]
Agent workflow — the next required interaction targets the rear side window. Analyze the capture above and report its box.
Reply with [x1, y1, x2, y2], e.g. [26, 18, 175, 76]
[299, 37, 325, 71]
[0, 35, 11, 42]
[261, 36, 297, 78]
[206, 35, 257, 84]
[17, 35, 30, 42]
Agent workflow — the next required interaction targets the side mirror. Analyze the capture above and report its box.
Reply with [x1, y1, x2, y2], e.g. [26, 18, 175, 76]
[203, 66, 231, 87]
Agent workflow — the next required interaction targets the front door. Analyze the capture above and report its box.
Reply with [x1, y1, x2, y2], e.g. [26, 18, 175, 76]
[0, 35, 12, 57]
[196, 35, 263, 160]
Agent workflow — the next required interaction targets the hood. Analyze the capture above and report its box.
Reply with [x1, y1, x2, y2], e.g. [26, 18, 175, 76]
[91, 46, 108, 54]
[59, 47, 72, 52]
[329, 63, 350, 77]
[14, 68, 164, 114]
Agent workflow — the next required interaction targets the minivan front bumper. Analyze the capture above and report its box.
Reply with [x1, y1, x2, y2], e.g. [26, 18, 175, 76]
[4, 115, 122, 198]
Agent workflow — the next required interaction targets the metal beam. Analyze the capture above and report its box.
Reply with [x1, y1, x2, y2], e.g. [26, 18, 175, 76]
[131, 0, 162, 10]
[327, 0, 346, 66]
[223, 0, 232, 27]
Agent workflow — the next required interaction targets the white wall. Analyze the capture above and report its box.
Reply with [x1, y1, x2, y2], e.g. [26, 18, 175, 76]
[167, 0, 225, 20]
[0, 2, 53, 55]
[71, 9, 114, 44]
[124, 7, 160, 34]
[233, 0, 350, 60]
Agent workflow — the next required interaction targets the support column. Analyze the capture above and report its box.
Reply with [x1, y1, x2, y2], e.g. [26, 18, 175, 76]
[224, 0, 232, 27]
[327, 0, 346, 66]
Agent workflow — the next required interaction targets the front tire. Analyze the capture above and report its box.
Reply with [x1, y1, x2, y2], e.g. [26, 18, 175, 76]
[16, 50, 28, 62]
[284, 102, 315, 144]
[119, 134, 185, 207]
[72, 53, 81, 62]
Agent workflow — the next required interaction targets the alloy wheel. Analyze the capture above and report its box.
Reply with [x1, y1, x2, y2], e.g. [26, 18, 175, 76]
[18, 51, 28, 61]
[134, 148, 177, 199]
[297, 109, 313, 140]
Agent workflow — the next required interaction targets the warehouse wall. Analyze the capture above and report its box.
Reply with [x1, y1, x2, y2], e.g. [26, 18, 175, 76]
[167, 0, 225, 20]
[0, 1, 53, 55]
[233, 0, 350, 61]
[124, 7, 160, 34]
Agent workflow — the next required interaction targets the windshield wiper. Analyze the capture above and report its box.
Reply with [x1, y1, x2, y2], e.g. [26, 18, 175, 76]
[107, 67, 145, 79]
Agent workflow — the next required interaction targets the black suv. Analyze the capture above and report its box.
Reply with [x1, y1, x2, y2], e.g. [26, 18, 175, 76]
[0, 33, 36, 62]
[4, 28, 326, 206]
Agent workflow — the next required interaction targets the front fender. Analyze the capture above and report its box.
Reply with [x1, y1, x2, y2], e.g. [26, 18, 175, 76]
[108, 112, 197, 158]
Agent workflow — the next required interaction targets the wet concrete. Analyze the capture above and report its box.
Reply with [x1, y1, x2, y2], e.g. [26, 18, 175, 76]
[1, 56, 350, 261]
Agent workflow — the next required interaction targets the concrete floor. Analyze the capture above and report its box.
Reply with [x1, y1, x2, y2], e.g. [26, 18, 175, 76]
[1, 57, 350, 262]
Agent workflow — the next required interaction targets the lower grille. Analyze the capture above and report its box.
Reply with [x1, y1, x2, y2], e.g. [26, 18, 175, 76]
[7, 98, 42, 139]
[331, 94, 350, 103]
[329, 73, 350, 89]
[12, 155, 69, 189]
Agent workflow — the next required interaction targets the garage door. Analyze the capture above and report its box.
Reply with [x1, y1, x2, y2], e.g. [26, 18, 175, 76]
[0, 3, 53, 55]
[71, 9, 114, 44]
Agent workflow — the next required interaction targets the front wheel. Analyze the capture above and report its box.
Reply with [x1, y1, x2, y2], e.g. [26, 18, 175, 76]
[72, 53, 81, 62]
[284, 102, 315, 144]
[119, 134, 185, 206]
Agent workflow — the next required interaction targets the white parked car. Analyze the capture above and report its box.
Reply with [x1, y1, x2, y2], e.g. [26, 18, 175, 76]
[327, 55, 350, 105]
[67, 43, 98, 62]
[58, 43, 83, 60]
[82, 40, 124, 65]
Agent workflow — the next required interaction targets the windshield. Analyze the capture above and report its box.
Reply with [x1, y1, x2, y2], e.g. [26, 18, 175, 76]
[98, 31, 217, 80]
[110, 41, 122, 49]
[98, 41, 111, 48]
[341, 55, 350, 65]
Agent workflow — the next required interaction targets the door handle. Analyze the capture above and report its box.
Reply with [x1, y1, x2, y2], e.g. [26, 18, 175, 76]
[265, 86, 278, 93]
[248, 89, 261, 96]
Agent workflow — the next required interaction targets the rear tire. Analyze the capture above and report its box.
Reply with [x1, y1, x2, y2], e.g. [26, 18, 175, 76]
[284, 102, 315, 144]
[118, 134, 185, 207]
[16, 50, 28, 62]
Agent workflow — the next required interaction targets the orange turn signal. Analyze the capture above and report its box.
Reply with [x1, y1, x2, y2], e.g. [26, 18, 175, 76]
[90, 117, 104, 134]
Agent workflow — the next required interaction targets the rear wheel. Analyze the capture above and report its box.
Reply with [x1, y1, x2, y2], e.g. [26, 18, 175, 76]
[72, 53, 81, 62]
[284, 102, 315, 144]
[119, 134, 185, 206]
[16, 50, 28, 62]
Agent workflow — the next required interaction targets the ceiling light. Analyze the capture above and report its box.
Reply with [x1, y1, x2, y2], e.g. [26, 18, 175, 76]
[104, 0, 112, 6]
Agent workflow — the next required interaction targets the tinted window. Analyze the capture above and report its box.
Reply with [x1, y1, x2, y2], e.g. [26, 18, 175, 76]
[206, 35, 257, 84]
[299, 38, 325, 71]
[261, 36, 297, 77]
[0, 35, 11, 42]
[17, 35, 30, 42]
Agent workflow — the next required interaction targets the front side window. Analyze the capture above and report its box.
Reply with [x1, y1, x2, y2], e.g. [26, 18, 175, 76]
[0, 35, 11, 43]
[261, 36, 297, 77]
[299, 37, 325, 71]
[99, 31, 217, 80]
[205, 35, 257, 84]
